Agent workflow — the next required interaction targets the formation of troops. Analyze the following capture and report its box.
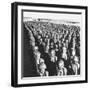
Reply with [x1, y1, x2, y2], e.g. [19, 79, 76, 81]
[24, 20, 80, 77]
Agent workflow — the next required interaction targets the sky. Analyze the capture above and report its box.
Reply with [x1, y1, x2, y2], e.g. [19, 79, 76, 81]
[23, 11, 81, 25]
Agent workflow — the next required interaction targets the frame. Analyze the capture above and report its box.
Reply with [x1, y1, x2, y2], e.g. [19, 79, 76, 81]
[11, 2, 88, 87]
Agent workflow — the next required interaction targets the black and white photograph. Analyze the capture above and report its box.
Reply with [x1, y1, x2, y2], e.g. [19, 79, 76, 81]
[23, 11, 81, 77]
[11, 2, 88, 87]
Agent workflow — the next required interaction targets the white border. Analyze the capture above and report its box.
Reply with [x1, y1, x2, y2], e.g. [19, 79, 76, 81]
[18, 5, 86, 84]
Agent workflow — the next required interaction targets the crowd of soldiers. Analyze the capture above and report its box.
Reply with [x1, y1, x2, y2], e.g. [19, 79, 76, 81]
[24, 20, 80, 77]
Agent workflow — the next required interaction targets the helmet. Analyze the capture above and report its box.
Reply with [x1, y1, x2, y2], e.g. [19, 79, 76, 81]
[74, 56, 79, 62]
[33, 46, 38, 50]
[39, 58, 44, 63]
[39, 63, 46, 69]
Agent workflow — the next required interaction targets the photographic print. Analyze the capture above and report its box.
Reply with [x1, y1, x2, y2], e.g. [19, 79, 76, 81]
[23, 11, 81, 77]
[11, 2, 88, 87]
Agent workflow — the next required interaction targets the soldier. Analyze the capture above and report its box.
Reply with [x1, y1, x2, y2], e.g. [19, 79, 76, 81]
[57, 60, 67, 76]
[48, 49, 57, 76]
[71, 56, 80, 75]
[38, 63, 49, 77]
[50, 49, 57, 63]
[62, 43, 67, 61]
[33, 46, 41, 72]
